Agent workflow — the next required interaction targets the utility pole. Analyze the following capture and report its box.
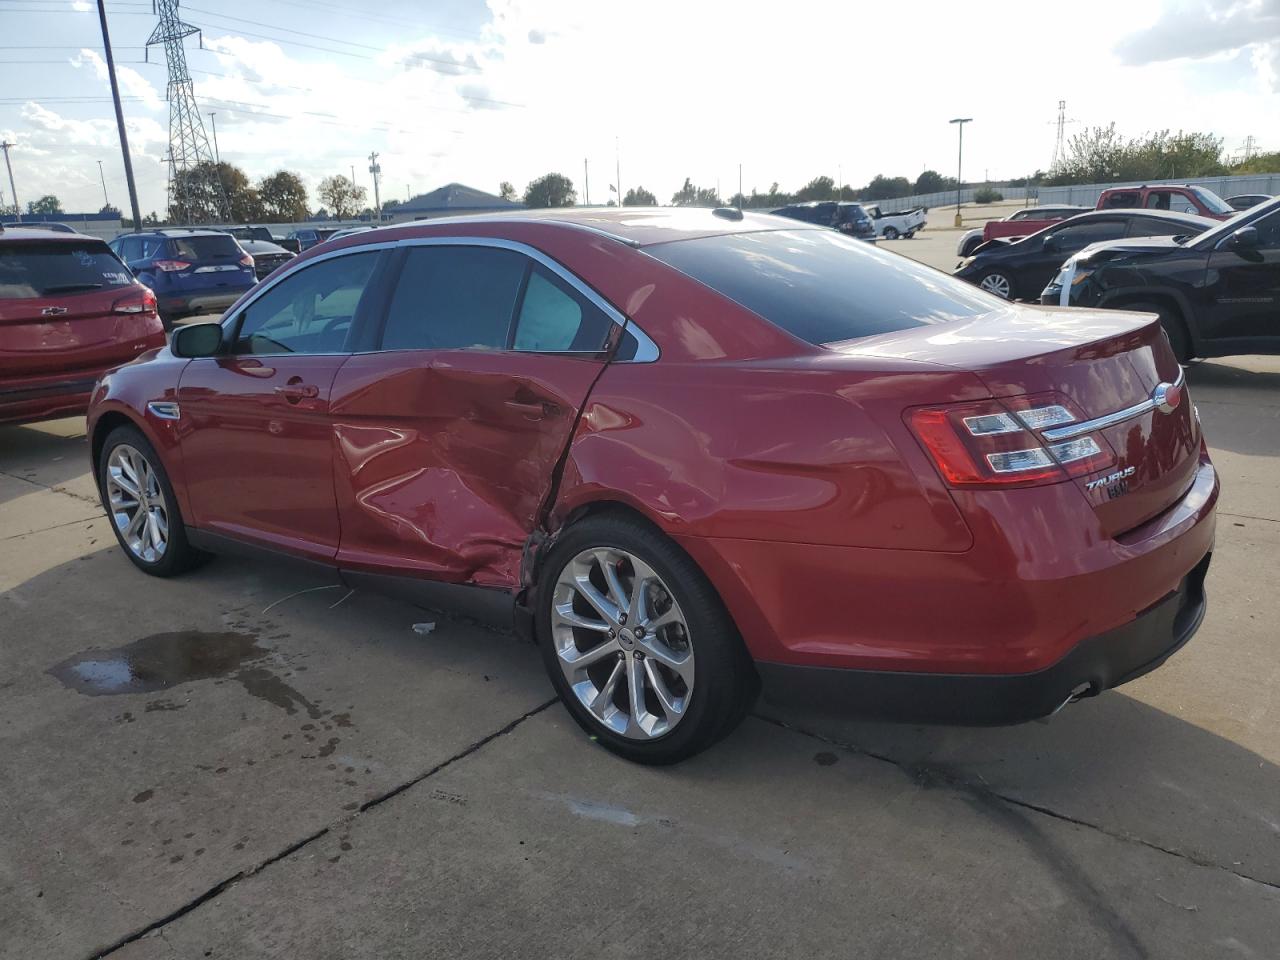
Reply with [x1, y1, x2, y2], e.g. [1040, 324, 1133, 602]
[0, 141, 18, 220]
[208, 112, 219, 164]
[98, 1, 141, 229]
[97, 159, 110, 208]
[367, 151, 381, 222]
[583, 158, 589, 205]
[738, 163, 743, 209]
[949, 117, 972, 228]
[615, 137, 621, 208]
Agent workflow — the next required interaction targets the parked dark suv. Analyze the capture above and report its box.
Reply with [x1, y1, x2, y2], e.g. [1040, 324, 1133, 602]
[109, 229, 256, 326]
[771, 201, 875, 240]
[1042, 197, 1280, 360]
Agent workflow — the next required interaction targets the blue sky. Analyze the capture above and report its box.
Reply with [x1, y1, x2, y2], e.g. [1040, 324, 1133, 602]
[0, 0, 1277, 216]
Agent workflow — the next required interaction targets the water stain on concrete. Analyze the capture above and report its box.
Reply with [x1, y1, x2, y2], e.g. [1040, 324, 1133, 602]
[47, 631, 324, 719]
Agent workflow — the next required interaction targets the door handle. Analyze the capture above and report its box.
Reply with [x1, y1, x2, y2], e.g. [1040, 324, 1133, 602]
[504, 397, 557, 420]
[274, 383, 319, 403]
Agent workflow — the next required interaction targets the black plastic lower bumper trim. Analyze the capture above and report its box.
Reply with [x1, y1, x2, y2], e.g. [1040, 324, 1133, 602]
[756, 552, 1210, 726]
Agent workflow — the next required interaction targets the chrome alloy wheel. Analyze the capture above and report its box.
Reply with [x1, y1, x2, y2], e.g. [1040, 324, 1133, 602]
[106, 444, 169, 563]
[979, 272, 1012, 299]
[551, 547, 694, 740]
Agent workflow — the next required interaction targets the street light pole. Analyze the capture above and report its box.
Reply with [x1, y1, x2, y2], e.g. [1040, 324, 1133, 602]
[96, 0, 142, 231]
[949, 117, 972, 228]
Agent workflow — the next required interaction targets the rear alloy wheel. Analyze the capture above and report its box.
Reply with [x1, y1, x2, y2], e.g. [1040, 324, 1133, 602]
[883, 226, 900, 240]
[536, 515, 756, 764]
[99, 425, 205, 577]
[978, 269, 1015, 300]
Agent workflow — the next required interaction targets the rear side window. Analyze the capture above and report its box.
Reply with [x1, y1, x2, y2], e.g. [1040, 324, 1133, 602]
[0, 241, 132, 299]
[1103, 191, 1139, 209]
[1054, 220, 1127, 250]
[167, 235, 241, 259]
[646, 229, 995, 345]
[382, 246, 526, 350]
[513, 265, 613, 352]
[1128, 218, 1192, 238]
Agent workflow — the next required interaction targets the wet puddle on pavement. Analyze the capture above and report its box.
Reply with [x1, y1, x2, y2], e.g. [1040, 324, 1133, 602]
[48, 631, 323, 717]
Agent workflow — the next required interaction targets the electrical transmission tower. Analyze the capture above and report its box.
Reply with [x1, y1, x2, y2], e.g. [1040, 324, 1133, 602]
[146, 0, 228, 223]
[1051, 100, 1068, 170]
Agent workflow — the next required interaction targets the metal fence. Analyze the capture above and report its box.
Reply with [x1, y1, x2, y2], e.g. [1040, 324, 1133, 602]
[862, 186, 1033, 213]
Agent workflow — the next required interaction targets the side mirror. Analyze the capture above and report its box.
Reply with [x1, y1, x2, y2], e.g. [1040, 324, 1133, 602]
[171, 322, 224, 358]
[1228, 226, 1259, 252]
[1042, 234, 1061, 253]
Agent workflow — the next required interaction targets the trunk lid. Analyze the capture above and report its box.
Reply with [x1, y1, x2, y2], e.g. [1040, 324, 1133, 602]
[834, 305, 1201, 536]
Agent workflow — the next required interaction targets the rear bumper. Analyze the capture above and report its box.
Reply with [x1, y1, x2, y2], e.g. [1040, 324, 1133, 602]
[159, 289, 252, 318]
[0, 376, 99, 425]
[757, 551, 1209, 724]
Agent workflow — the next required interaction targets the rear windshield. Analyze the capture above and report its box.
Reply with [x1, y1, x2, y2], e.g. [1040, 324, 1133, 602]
[0, 241, 132, 299]
[166, 235, 242, 259]
[645, 228, 995, 345]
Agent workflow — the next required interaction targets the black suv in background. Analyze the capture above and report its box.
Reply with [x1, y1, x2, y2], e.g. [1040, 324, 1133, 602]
[771, 201, 876, 240]
[1042, 197, 1280, 360]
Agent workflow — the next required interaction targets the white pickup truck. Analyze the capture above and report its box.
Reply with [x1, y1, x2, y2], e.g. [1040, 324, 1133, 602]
[862, 204, 927, 239]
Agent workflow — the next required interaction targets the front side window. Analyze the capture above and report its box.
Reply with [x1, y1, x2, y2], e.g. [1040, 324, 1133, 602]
[1251, 210, 1280, 249]
[381, 245, 526, 351]
[513, 265, 613, 352]
[1104, 191, 1139, 209]
[234, 251, 378, 355]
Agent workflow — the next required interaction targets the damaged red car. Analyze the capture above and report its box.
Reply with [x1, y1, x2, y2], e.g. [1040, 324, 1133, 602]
[86, 208, 1217, 764]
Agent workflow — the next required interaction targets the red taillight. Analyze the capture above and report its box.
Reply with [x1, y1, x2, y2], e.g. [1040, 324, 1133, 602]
[154, 259, 191, 272]
[112, 287, 158, 316]
[238, 254, 254, 268]
[908, 395, 1116, 488]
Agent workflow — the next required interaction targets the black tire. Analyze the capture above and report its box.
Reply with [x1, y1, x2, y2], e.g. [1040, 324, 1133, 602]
[883, 226, 900, 240]
[97, 424, 207, 577]
[960, 235, 983, 257]
[977, 268, 1016, 300]
[1124, 301, 1192, 362]
[535, 513, 758, 765]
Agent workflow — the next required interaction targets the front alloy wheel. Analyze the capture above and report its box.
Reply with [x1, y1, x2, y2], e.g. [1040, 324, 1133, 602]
[979, 270, 1014, 299]
[106, 443, 169, 563]
[551, 547, 694, 740]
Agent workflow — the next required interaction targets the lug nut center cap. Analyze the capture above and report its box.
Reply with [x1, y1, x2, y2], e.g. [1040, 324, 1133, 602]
[618, 629, 636, 649]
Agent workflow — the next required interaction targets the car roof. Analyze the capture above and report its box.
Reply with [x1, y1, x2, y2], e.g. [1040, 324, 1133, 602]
[334, 207, 811, 249]
[1067, 208, 1215, 225]
[0, 226, 101, 242]
[129, 228, 232, 237]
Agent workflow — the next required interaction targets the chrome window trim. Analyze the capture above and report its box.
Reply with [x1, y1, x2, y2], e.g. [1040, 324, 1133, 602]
[1041, 368, 1185, 442]
[221, 236, 659, 363]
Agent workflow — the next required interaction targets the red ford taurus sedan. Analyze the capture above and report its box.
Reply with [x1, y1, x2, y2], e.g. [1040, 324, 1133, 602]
[86, 208, 1217, 763]
[1, 226, 165, 426]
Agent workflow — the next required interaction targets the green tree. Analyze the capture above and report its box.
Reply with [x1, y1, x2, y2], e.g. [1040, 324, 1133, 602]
[1231, 150, 1280, 175]
[523, 173, 576, 208]
[1045, 125, 1227, 185]
[317, 174, 367, 219]
[210, 161, 262, 222]
[499, 180, 518, 201]
[381, 198, 401, 211]
[99, 203, 121, 216]
[863, 175, 913, 200]
[27, 195, 63, 215]
[795, 175, 836, 201]
[974, 187, 1004, 203]
[167, 162, 226, 223]
[622, 186, 657, 206]
[257, 170, 309, 222]
[670, 177, 722, 207]
[914, 169, 959, 194]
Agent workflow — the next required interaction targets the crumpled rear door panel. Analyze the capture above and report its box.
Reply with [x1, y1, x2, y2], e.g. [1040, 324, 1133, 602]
[329, 350, 606, 587]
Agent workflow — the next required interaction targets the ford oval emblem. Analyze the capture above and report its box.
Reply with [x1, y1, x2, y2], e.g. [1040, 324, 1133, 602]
[1152, 381, 1182, 414]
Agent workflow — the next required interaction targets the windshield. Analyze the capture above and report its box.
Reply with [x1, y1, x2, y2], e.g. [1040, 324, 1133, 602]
[0, 241, 132, 299]
[1186, 198, 1278, 248]
[646, 228, 997, 346]
[1189, 186, 1234, 216]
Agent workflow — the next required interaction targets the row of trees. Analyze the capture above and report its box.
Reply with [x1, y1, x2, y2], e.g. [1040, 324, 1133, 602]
[1045, 125, 1279, 185]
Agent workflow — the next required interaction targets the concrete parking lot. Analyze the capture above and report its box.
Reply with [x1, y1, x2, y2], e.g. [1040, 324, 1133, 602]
[2, 237, 1278, 959]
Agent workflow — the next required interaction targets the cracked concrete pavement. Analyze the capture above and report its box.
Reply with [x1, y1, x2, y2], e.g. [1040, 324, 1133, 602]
[2, 342, 1278, 958]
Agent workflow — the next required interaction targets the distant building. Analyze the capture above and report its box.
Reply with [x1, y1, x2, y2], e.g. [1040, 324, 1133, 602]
[386, 183, 522, 222]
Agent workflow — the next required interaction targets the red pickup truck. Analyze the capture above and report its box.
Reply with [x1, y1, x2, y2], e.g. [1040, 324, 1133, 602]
[958, 206, 1087, 256]
[1096, 184, 1236, 220]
